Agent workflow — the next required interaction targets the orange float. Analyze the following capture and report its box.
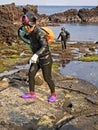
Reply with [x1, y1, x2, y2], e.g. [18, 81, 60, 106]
[41, 27, 55, 41]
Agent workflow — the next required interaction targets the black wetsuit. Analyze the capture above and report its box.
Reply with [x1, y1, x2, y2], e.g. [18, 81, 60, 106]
[26, 26, 55, 93]
[57, 30, 70, 49]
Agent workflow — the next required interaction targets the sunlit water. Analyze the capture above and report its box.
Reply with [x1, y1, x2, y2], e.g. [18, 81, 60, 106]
[38, 5, 98, 42]
[0, 62, 98, 87]
[48, 23, 98, 42]
[59, 61, 98, 87]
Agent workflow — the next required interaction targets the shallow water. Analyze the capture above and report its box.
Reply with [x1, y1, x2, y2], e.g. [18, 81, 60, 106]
[0, 64, 30, 78]
[0, 61, 98, 88]
[38, 5, 98, 42]
[0, 60, 98, 88]
[48, 23, 98, 42]
[59, 61, 98, 87]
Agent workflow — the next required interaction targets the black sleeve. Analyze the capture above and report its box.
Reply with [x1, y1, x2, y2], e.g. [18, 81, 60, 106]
[36, 30, 49, 56]
[57, 33, 61, 39]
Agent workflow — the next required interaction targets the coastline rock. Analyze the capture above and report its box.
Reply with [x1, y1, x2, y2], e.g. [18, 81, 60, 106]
[50, 6, 98, 24]
[50, 9, 81, 23]
[0, 77, 9, 91]
[0, 3, 98, 44]
[78, 6, 98, 23]
[0, 70, 98, 130]
[0, 3, 38, 44]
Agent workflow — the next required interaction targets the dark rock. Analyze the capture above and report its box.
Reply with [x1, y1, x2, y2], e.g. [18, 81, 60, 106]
[50, 6, 98, 24]
[86, 94, 98, 105]
[0, 3, 38, 44]
[78, 6, 98, 23]
[0, 3, 98, 44]
[0, 70, 98, 130]
[95, 41, 98, 44]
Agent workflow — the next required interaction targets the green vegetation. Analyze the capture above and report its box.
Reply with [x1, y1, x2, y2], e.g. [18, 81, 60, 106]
[77, 54, 98, 61]
[0, 43, 32, 73]
[49, 42, 61, 51]
[52, 62, 60, 72]
[0, 65, 11, 73]
[0, 42, 60, 73]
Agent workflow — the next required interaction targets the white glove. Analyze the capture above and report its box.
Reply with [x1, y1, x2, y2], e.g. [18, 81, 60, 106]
[29, 54, 38, 65]
[20, 29, 25, 36]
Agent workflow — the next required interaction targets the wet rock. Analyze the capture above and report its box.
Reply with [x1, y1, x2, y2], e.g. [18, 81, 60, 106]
[89, 46, 96, 51]
[59, 115, 98, 130]
[0, 120, 23, 130]
[0, 70, 98, 130]
[35, 74, 44, 86]
[0, 77, 9, 91]
[55, 114, 74, 130]
[86, 94, 98, 105]
[95, 41, 98, 44]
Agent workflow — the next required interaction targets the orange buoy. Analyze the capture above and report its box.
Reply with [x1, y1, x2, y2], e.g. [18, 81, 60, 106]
[41, 27, 55, 41]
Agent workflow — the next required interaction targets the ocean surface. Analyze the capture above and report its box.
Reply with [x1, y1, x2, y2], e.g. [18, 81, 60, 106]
[38, 6, 98, 87]
[38, 5, 95, 15]
[38, 6, 98, 42]
[59, 61, 98, 87]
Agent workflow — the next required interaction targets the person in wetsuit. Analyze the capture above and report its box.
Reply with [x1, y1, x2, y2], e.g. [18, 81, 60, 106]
[57, 27, 70, 50]
[19, 11, 56, 102]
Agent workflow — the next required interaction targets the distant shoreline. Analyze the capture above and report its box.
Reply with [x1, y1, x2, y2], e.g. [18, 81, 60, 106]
[38, 5, 96, 15]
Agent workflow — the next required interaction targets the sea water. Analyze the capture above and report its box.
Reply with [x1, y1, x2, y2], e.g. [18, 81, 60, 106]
[38, 5, 95, 15]
[38, 6, 98, 42]
[59, 61, 98, 87]
[38, 6, 98, 87]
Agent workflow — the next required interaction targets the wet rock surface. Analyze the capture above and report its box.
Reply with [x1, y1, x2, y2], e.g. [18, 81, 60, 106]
[0, 69, 98, 130]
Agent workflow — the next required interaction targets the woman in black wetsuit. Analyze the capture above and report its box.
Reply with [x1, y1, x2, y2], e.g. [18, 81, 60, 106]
[19, 11, 56, 102]
[57, 27, 70, 50]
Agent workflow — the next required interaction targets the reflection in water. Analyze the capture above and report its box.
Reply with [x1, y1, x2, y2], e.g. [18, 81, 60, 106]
[59, 61, 98, 87]
[61, 60, 66, 68]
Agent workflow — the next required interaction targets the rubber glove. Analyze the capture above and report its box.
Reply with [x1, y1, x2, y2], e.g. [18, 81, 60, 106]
[20, 29, 25, 36]
[29, 54, 38, 65]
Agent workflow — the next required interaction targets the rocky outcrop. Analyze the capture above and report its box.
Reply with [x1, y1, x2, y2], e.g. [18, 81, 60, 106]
[0, 70, 98, 130]
[0, 3, 98, 44]
[50, 6, 98, 24]
[49, 9, 81, 23]
[0, 3, 19, 44]
[78, 6, 98, 23]
[0, 3, 38, 44]
[0, 32, 98, 129]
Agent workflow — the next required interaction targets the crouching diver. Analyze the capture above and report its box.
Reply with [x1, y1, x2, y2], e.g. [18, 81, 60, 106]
[18, 11, 56, 102]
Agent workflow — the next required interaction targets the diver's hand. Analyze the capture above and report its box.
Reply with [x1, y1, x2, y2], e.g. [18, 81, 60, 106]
[29, 54, 38, 65]
[19, 29, 25, 36]
[55, 39, 58, 42]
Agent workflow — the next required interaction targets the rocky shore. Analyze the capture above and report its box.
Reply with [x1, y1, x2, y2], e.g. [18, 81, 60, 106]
[49, 6, 98, 24]
[0, 3, 98, 44]
[0, 66, 98, 130]
[0, 3, 98, 130]
[0, 41, 98, 130]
